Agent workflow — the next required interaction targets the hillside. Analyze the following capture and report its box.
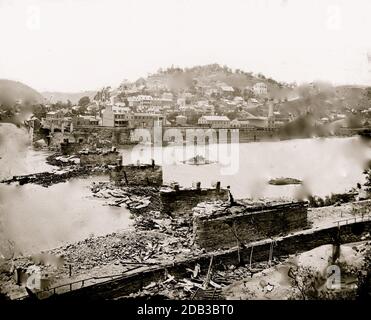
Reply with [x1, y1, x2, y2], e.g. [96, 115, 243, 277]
[147, 64, 290, 95]
[42, 91, 97, 104]
[146, 64, 371, 119]
[0, 79, 45, 107]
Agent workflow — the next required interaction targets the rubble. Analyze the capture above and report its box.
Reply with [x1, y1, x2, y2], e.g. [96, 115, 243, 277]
[0, 151, 119, 187]
[46, 153, 80, 166]
[90, 182, 162, 214]
[122, 258, 283, 300]
[0, 166, 109, 187]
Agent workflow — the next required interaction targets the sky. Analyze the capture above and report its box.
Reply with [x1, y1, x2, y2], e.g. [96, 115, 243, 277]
[0, 0, 371, 92]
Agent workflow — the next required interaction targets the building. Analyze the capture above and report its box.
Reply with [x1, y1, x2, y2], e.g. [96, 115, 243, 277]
[198, 115, 230, 128]
[253, 82, 268, 95]
[73, 115, 100, 127]
[219, 86, 234, 96]
[230, 117, 268, 128]
[152, 97, 173, 108]
[175, 115, 187, 126]
[102, 105, 130, 127]
[162, 92, 173, 101]
[127, 95, 153, 108]
[132, 113, 166, 128]
[41, 110, 72, 133]
[102, 105, 166, 128]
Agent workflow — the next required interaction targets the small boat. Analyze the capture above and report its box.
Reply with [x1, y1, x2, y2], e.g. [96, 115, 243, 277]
[182, 155, 214, 165]
[268, 177, 302, 185]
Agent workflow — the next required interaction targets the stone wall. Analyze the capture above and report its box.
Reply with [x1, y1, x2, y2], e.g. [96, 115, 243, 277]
[193, 201, 308, 250]
[160, 184, 229, 217]
[110, 164, 163, 186]
[60, 139, 82, 155]
[45, 125, 365, 149]
[53, 126, 282, 147]
[73, 127, 136, 145]
[80, 150, 120, 166]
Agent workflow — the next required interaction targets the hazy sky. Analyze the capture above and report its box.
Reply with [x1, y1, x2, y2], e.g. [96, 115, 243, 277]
[0, 0, 370, 92]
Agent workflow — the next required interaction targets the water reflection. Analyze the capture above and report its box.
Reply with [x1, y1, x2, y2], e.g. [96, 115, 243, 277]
[0, 177, 132, 255]
[123, 137, 371, 199]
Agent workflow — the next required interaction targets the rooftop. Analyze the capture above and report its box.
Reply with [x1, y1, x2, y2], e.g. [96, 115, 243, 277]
[200, 115, 230, 121]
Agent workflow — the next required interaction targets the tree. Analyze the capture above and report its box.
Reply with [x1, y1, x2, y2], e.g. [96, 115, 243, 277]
[78, 96, 90, 107]
[32, 104, 47, 120]
[233, 87, 242, 97]
[77, 105, 88, 115]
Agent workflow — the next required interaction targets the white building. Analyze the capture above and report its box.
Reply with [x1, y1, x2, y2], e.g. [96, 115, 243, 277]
[127, 95, 153, 108]
[253, 82, 268, 95]
[198, 115, 230, 128]
[230, 117, 268, 128]
[102, 105, 166, 128]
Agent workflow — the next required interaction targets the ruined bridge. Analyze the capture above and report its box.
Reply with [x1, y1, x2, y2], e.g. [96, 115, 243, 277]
[46, 125, 279, 147]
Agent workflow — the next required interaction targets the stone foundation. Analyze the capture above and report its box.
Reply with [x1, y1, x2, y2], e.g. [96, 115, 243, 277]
[110, 164, 163, 186]
[60, 139, 82, 155]
[80, 150, 120, 166]
[193, 201, 308, 250]
[160, 183, 229, 217]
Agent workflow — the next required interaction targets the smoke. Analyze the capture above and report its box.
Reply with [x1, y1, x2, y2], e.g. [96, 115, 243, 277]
[31, 253, 65, 268]
[0, 123, 32, 259]
[0, 123, 32, 180]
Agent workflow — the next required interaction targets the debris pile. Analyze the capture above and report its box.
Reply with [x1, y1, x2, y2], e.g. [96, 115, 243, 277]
[125, 257, 283, 300]
[90, 182, 161, 213]
[192, 199, 294, 219]
[46, 153, 80, 166]
[0, 167, 94, 187]
[47, 230, 201, 274]
[126, 260, 222, 300]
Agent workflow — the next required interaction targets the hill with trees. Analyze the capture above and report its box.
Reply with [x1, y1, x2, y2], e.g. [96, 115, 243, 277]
[0, 79, 45, 107]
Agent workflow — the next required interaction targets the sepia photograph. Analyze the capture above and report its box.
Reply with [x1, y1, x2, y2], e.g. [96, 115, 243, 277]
[0, 0, 371, 308]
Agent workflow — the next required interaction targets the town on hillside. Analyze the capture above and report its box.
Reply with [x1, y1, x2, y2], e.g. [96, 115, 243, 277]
[27, 64, 371, 145]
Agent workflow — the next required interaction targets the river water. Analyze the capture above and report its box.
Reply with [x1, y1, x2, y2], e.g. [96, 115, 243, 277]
[0, 124, 131, 256]
[126, 136, 371, 199]
[0, 123, 370, 255]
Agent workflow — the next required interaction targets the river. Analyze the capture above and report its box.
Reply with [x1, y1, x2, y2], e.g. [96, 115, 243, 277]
[0, 123, 370, 255]
[125, 136, 371, 199]
[0, 124, 131, 256]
